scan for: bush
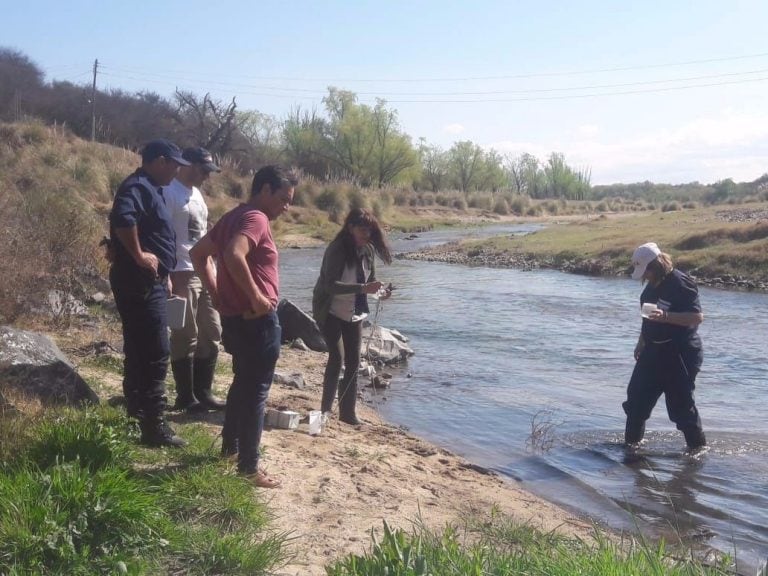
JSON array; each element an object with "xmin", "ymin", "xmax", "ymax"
[
  {"xmin": 492, "ymin": 197, "xmax": 510, "ymax": 215},
  {"xmin": 315, "ymin": 187, "xmax": 349, "ymax": 221},
  {"xmin": 452, "ymin": 197, "xmax": 467, "ymax": 211},
  {"xmin": 509, "ymin": 195, "xmax": 530, "ymax": 215},
  {"xmin": 661, "ymin": 201, "xmax": 681, "ymax": 212}
]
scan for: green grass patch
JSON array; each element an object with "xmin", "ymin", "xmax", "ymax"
[
  {"xmin": 0, "ymin": 406, "xmax": 287, "ymax": 575},
  {"xmin": 327, "ymin": 513, "xmax": 733, "ymax": 576}
]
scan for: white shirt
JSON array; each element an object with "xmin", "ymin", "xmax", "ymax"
[
  {"xmin": 329, "ymin": 253, "xmax": 371, "ymax": 322},
  {"xmin": 164, "ymin": 178, "xmax": 209, "ymax": 272}
]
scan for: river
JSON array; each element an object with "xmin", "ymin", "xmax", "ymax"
[{"xmin": 278, "ymin": 223, "xmax": 768, "ymax": 574}]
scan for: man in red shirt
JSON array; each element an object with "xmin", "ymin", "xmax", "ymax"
[{"xmin": 190, "ymin": 165, "xmax": 297, "ymax": 488}]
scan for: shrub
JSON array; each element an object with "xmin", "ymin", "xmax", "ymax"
[
  {"xmin": 452, "ymin": 197, "xmax": 467, "ymax": 211},
  {"xmin": 661, "ymin": 201, "xmax": 681, "ymax": 212},
  {"xmin": 493, "ymin": 197, "xmax": 510, "ymax": 215},
  {"xmin": 509, "ymin": 195, "xmax": 529, "ymax": 215}
]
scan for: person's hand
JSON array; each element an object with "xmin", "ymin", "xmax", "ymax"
[
  {"xmin": 647, "ymin": 308, "xmax": 667, "ymax": 322},
  {"xmin": 363, "ymin": 281, "xmax": 383, "ymax": 294},
  {"xmin": 634, "ymin": 340, "xmax": 645, "ymax": 361},
  {"xmin": 380, "ymin": 284, "xmax": 393, "ymax": 300},
  {"xmin": 244, "ymin": 297, "xmax": 274, "ymax": 319},
  {"xmin": 136, "ymin": 251, "xmax": 159, "ymax": 277}
]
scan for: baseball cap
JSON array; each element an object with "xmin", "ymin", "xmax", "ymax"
[
  {"xmin": 182, "ymin": 147, "xmax": 221, "ymax": 172},
  {"xmin": 141, "ymin": 139, "xmax": 190, "ymax": 165},
  {"xmin": 630, "ymin": 242, "xmax": 661, "ymax": 280}
]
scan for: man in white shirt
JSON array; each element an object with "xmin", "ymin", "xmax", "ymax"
[{"xmin": 164, "ymin": 147, "xmax": 225, "ymax": 412}]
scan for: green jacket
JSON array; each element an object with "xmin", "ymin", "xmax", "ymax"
[{"xmin": 312, "ymin": 238, "xmax": 376, "ymax": 327}]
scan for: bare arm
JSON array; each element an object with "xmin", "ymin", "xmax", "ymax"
[
  {"xmin": 222, "ymin": 233, "xmax": 273, "ymax": 316},
  {"xmin": 646, "ymin": 309, "xmax": 704, "ymax": 327},
  {"xmin": 113, "ymin": 226, "xmax": 158, "ymax": 276},
  {"xmin": 190, "ymin": 234, "xmax": 220, "ymax": 308}
]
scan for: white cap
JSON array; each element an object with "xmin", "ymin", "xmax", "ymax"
[{"xmin": 631, "ymin": 242, "xmax": 661, "ymax": 280}]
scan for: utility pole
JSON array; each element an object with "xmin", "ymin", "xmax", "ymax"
[{"xmin": 90, "ymin": 59, "xmax": 98, "ymax": 141}]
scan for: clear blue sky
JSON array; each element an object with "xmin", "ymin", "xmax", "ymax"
[{"xmin": 5, "ymin": 0, "xmax": 768, "ymax": 184}]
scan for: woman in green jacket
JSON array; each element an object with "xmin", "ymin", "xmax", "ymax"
[{"xmin": 312, "ymin": 208, "xmax": 392, "ymax": 425}]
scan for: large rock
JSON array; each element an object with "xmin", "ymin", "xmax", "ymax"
[
  {"xmin": 0, "ymin": 326, "xmax": 99, "ymax": 408},
  {"xmin": 361, "ymin": 322, "xmax": 414, "ymax": 365},
  {"xmin": 277, "ymin": 299, "xmax": 327, "ymax": 352}
]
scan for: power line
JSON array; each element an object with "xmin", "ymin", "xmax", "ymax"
[
  {"xmin": 98, "ymin": 50, "xmax": 768, "ymax": 83},
  {"xmin": 99, "ymin": 66, "xmax": 768, "ymax": 97}
]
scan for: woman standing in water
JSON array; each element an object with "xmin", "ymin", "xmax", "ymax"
[
  {"xmin": 623, "ymin": 242, "xmax": 707, "ymax": 451},
  {"xmin": 312, "ymin": 208, "xmax": 392, "ymax": 425}
]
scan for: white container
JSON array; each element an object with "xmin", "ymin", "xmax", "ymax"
[
  {"xmin": 266, "ymin": 409, "xmax": 300, "ymax": 430},
  {"xmin": 307, "ymin": 410, "xmax": 322, "ymax": 435},
  {"xmin": 167, "ymin": 296, "xmax": 187, "ymax": 329},
  {"xmin": 641, "ymin": 302, "xmax": 658, "ymax": 319}
]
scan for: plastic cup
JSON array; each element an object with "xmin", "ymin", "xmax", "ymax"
[
  {"xmin": 307, "ymin": 410, "xmax": 322, "ymax": 435},
  {"xmin": 641, "ymin": 302, "xmax": 658, "ymax": 319}
]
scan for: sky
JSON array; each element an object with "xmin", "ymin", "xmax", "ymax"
[{"xmin": 4, "ymin": 0, "xmax": 768, "ymax": 185}]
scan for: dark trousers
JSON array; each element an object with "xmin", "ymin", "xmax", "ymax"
[
  {"xmin": 623, "ymin": 342, "xmax": 704, "ymax": 436},
  {"xmin": 220, "ymin": 312, "xmax": 281, "ymax": 474},
  {"xmin": 110, "ymin": 266, "xmax": 170, "ymax": 418},
  {"xmin": 320, "ymin": 314, "xmax": 362, "ymax": 416}
]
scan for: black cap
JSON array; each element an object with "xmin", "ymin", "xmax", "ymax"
[
  {"xmin": 182, "ymin": 147, "xmax": 221, "ymax": 172},
  {"xmin": 141, "ymin": 139, "xmax": 191, "ymax": 166}
]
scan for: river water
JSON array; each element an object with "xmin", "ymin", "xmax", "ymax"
[{"xmin": 278, "ymin": 224, "xmax": 768, "ymax": 574}]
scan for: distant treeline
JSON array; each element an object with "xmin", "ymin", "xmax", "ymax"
[{"xmin": 1, "ymin": 47, "xmax": 765, "ymax": 203}]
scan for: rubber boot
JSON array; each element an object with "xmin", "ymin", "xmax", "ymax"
[
  {"xmin": 193, "ymin": 353, "xmax": 225, "ymax": 411},
  {"xmin": 171, "ymin": 359, "xmax": 204, "ymax": 413},
  {"xmin": 624, "ymin": 418, "xmax": 646, "ymax": 446},
  {"xmin": 140, "ymin": 413, "xmax": 187, "ymax": 448},
  {"xmin": 683, "ymin": 427, "xmax": 707, "ymax": 450},
  {"xmin": 338, "ymin": 375, "xmax": 361, "ymax": 425}
]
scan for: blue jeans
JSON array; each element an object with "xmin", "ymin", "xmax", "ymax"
[
  {"xmin": 110, "ymin": 265, "xmax": 170, "ymax": 418},
  {"xmin": 220, "ymin": 312, "xmax": 281, "ymax": 474}
]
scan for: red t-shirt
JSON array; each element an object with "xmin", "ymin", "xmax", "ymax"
[{"xmin": 209, "ymin": 204, "xmax": 279, "ymax": 316}]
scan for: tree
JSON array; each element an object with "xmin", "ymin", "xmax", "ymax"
[
  {"xmin": 282, "ymin": 106, "xmax": 331, "ymax": 179},
  {"xmin": 174, "ymin": 90, "xmax": 239, "ymax": 155},
  {"xmin": 0, "ymin": 48, "xmax": 44, "ymax": 121},
  {"xmin": 237, "ymin": 110, "xmax": 282, "ymax": 165},
  {"xmin": 319, "ymin": 88, "xmax": 416, "ymax": 186},
  {"xmin": 543, "ymin": 152, "xmax": 591, "ymax": 200},
  {"xmin": 418, "ymin": 140, "xmax": 448, "ymax": 192},
  {"xmin": 447, "ymin": 141, "xmax": 484, "ymax": 193}
]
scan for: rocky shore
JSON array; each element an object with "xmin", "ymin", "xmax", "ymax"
[{"xmin": 397, "ymin": 242, "xmax": 768, "ymax": 292}]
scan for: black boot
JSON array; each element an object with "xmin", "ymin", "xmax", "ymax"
[
  {"xmin": 624, "ymin": 418, "xmax": 646, "ymax": 446},
  {"xmin": 683, "ymin": 427, "xmax": 706, "ymax": 450},
  {"xmin": 171, "ymin": 359, "xmax": 204, "ymax": 413},
  {"xmin": 338, "ymin": 375, "xmax": 361, "ymax": 425},
  {"xmin": 140, "ymin": 413, "xmax": 187, "ymax": 448},
  {"xmin": 193, "ymin": 353, "xmax": 225, "ymax": 411}
]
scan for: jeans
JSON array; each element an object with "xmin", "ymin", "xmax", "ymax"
[
  {"xmin": 220, "ymin": 312, "xmax": 281, "ymax": 474},
  {"xmin": 110, "ymin": 265, "xmax": 170, "ymax": 418}
]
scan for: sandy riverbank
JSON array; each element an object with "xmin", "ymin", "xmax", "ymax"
[{"xmin": 213, "ymin": 347, "xmax": 594, "ymax": 575}]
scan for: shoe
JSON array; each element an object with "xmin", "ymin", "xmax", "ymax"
[
  {"xmin": 140, "ymin": 418, "xmax": 187, "ymax": 448},
  {"xmin": 242, "ymin": 469, "xmax": 281, "ymax": 489},
  {"xmin": 339, "ymin": 414, "xmax": 362, "ymax": 426}
]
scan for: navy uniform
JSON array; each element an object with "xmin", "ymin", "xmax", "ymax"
[
  {"xmin": 109, "ymin": 168, "xmax": 177, "ymax": 442},
  {"xmin": 623, "ymin": 269, "xmax": 706, "ymax": 449}
]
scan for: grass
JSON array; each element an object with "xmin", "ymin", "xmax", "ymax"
[
  {"xmin": 0, "ymin": 405, "xmax": 288, "ymax": 575},
  {"xmin": 327, "ymin": 512, "xmax": 734, "ymax": 576}
]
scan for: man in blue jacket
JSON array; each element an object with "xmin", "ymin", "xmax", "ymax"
[{"xmin": 109, "ymin": 139, "xmax": 189, "ymax": 447}]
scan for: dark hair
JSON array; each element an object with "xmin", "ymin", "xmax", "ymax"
[
  {"xmin": 251, "ymin": 165, "xmax": 299, "ymax": 196},
  {"xmin": 335, "ymin": 208, "xmax": 392, "ymax": 265}
]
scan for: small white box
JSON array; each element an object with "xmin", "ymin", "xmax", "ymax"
[{"xmin": 266, "ymin": 409, "xmax": 299, "ymax": 430}]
